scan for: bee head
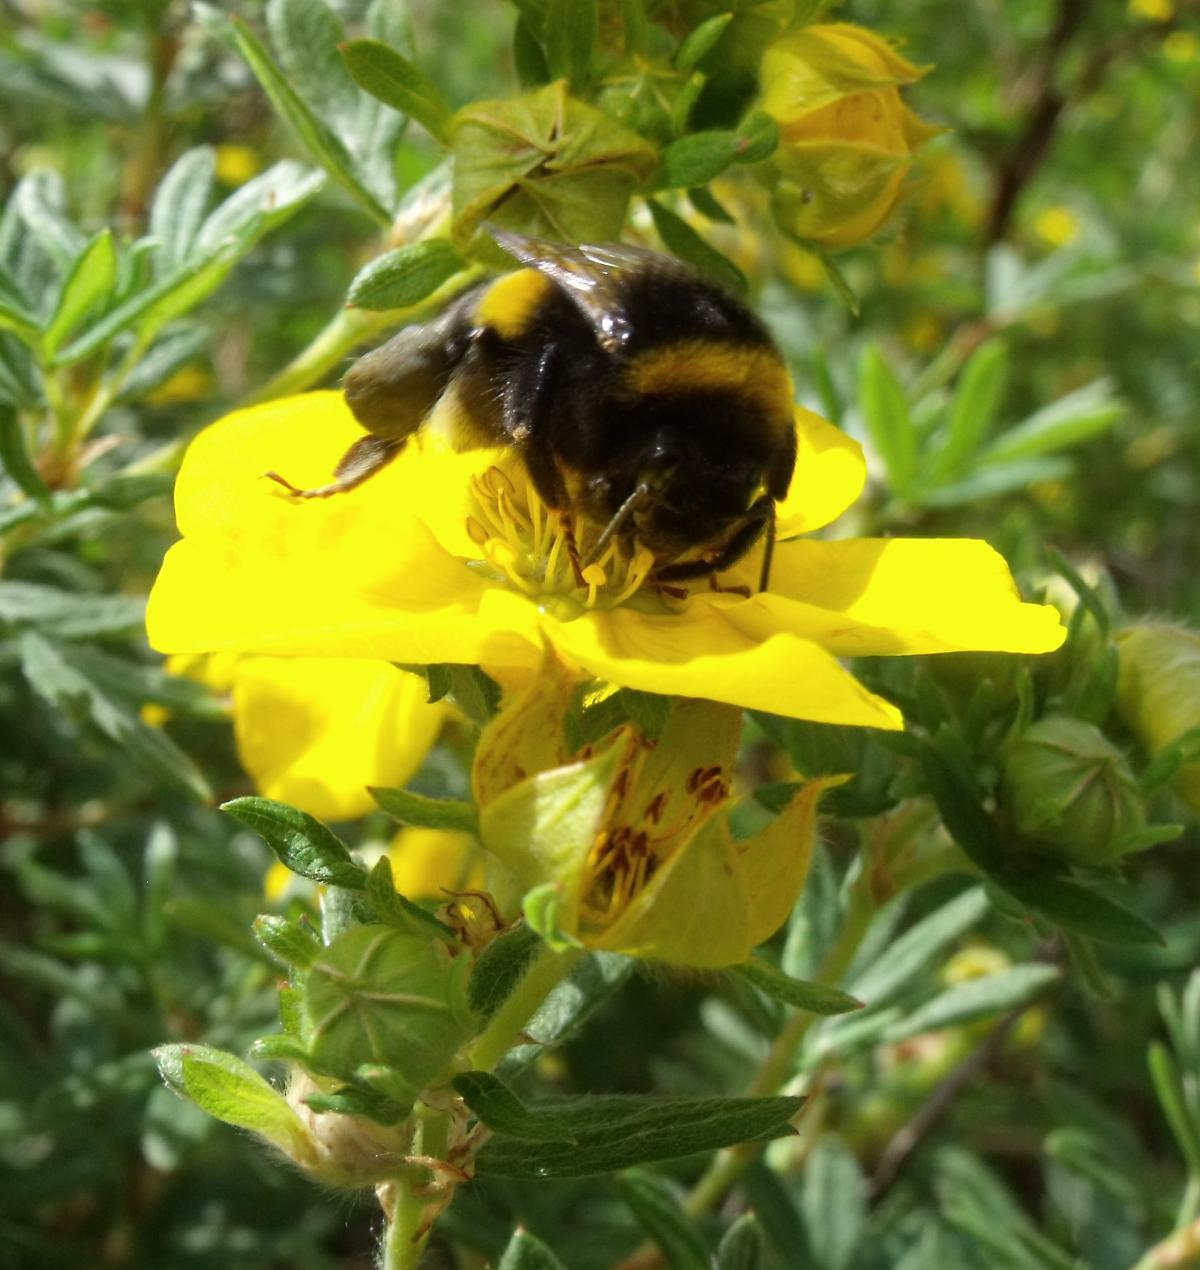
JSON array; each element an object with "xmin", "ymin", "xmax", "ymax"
[{"xmin": 627, "ymin": 436, "xmax": 767, "ymax": 559}]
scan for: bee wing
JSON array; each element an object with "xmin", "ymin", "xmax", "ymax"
[{"xmin": 488, "ymin": 226, "xmax": 681, "ymax": 353}]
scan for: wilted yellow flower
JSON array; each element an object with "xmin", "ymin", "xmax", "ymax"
[
  {"xmin": 472, "ymin": 650, "xmax": 840, "ymax": 966},
  {"xmin": 146, "ymin": 392, "xmax": 1064, "ymax": 731},
  {"xmin": 760, "ymin": 23, "xmax": 938, "ymax": 248}
]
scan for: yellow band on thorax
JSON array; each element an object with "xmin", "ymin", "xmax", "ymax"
[{"xmin": 474, "ymin": 269, "xmax": 553, "ymax": 341}]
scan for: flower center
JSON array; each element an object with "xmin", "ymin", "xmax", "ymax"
[
  {"xmin": 464, "ymin": 465, "xmax": 664, "ymax": 620},
  {"xmin": 578, "ymin": 757, "xmax": 729, "ymax": 933}
]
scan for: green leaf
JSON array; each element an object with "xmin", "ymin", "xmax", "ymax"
[
  {"xmin": 41, "ymin": 228, "xmax": 118, "ymax": 355},
  {"xmin": 859, "ymin": 346, "xmax": 917, "ymax": 495},
  {"xmin": 195, "ymin": 160, "xmax": 326, "ymax": 257},
  {"xmin": 676, "ymin": 12, "xmax": 733, "ymax": 73},
  {"xmin": 266, "ymin": 0, "xmax": 360, "ymax": 138},
  {"xmin": 499, "ymin": 951, "xmax": 633, "ymax": 1075},
  {"xmin": 148, "ymin": 147, "xmax": 216, "ymax": 275},
  {"xmin": 340, "ymin": 39, "xmax": 452, "ymax": 145},
  {"xmin": 368, "ymin": 785, "xmax": 479, "ymax": 834},
  {"xmin": 617, "ymin": 1170, "xmax": 710, "ymax": 1270},
  {"xmin": 656, "ymin": 113, "xmax": 777, "ymax": 189},
  {"xmin": 220, "ymin": 796, "xmax": 367, "ymax": 889},
  {"xmin": 19, "ymin": 632, "xmax": 210, "ymax": 801},
  {"xmin": 221, "ymin": 14, "xmax": 391, "ymax": 224},
  {"xmin": 468, "ymin": 924, "xmax": 544, "ymax": 1022},
  {"xmin": 365, "ymin": 856, "xmax": 458, "ymax": 942},
  {"xmin": 472, "ymin": 1089, "xmax": 803, "ymax": 1177},
  {"xmin": 0, "ymin": 404, "xmax": 49, "ymax": 503},
  {"xmin": 117, "ymin": 325, "xmax": 211, "ymax": 402},
  {"xmin": 252, "ymin": 914, "xmax": 320, "ymax": 970},
  {"xmin": 0, "ymin": 580, "xmax": 144, "ymax": 638},
  {"xmin": 645, "ymin": 198, "xmax": 746, "ymax": 294},
  {"xmin": 916, "ymin": 456, "xmax": 1072, "ymax": 509},
  {"xmin": 882, "ymin": 964, "xmax": 1060, "ymax": 1044},
  {"xmin": 453, "ymin": 1072, "xmax": 577, "ymax": 1142},
  {"xmin": 1150, "ymin": 1041, "xmax": 1200, "ymax": 1171},
  {"xmin": 14, "ymin": 169, "xmax": 85, "ymax": 272},
  {"xmin": 497, "ymin": 1229, "xmax": 569, "ymax": 1270},
  {"xmin": 716, "ymin": 1213, "xmax": 766, "ymax": 1270},
  {"xmin": 995, "ymin": 872, "xmax": 1163, "ymax": 946},
  {"xmin": 544, "ymin": 0, "xmax": 597, "ymax": 85},
  {"xmin": 802, "ymin": 1139, "xmax": 866, "ymax": 1270},
  {"xmin": 52, "ymin": 234, "xmax": 245, "ymax": 367},
  {"xmin": 153, "ymin": 1043, "xmax": 314, "ymax": 1163},
  {"xmin": 929, "ymin": 338, "xmax": 1008, "ymax": 484},
  {"xmin": 513, "ymin": 17, "xmax": 552, "ymax": 88},
  {"xmin": 346, "ymin": 239, "xmax": 466, "ymax": 310},
  {"xmin": 981, "ymin": 379, "xmax": 1121, "ymax": 467},
  {"xmin": 735, "ymin": 956, "xmax": 863, "ymax": 1016},
  {"xmin": 848, "ymin": 887, "xmax": 989, "ymax": 1007},
  {"xmin": 918, "ymin": 732, "xmax": 1006, "ymax": 873},
  {"xmin": 0, "ymin": 292, "xmax": 41, "ymax": 342}
]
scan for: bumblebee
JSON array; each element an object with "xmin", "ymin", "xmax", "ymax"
[{"xmin": 269, "ymin": 228, "xmax": 797, "ymax": 590}]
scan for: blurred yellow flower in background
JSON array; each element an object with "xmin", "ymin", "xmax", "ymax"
[
  {"xmin": 1032, "ymin": 206, "xmax": 1080, "ymax": 249},
  {"xmin": 214, "ymin": 144, "xmax": 263, "ymax": 186}
]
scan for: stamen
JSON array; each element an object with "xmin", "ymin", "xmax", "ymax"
[{"xmin": 581, "ymin": 563, "xmax": 606, "ymax": 608}]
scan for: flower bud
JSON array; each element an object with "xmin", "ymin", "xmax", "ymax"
[
  {"xmin": 759, "ymin": 23, "xmax": 937, "ymax": 248},
  {"xmin": 285, "ymin": 1069, "xmax": 411, "ymax": 1188},
  {"xmin": 999, "ymin": 716, "xmax": 1145, "ymax": 864},
  {"xmin": 303, "ymin": 925, "xmax": 475, "ymax": 1100},
  {"xmin": 1116, "ymin": 623, "xmax": 1200, "ymax": 813}
]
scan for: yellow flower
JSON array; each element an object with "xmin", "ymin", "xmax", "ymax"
[
  {"xmin": 472, "ymin": 650, "xmax": 841, "ymax": 966},
  {"xmin": 1164, "ymin": 30, "xmax": 1198, "ymax": 61},
  {"xmin": 1032, "ymin": 206, "xmax": 1080, "ymax": 249},
  {"xmin": 759, "ymin": 23, "xmax": 939, "ymax": 248},
  {"xmin": 147, "ymin": 392, "xmax": 1064, "ymax": 732},
  {"xmin": 214, "ymin": 143, "xmax": 262, "ymax": 186},
  {"xmin": 389, "ymin": 827, "xmax": 483, "ymax": 898},
  {"xmin": 1128, "ymin": 0, "xmax": 1173, "ymax": 19}
]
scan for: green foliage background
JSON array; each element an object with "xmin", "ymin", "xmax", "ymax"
[{"xmin": 1, "ymin": 1, "xmax": 1199, "ymax": 1267}]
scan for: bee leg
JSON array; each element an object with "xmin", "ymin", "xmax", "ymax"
[
  {"xmin": 263, "ymin": 435, "xmax": 403, "ymax": 499},
  {"xmin": 505, "ymin": 340, "xmax": 588, "ymax": 586}
]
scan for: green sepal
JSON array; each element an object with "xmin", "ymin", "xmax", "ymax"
[
  {"xmin": 249, "ymin": 1033, "xmax": 311, "ymax": 1065},
  {"xmin": 522, "ymin": 884, "xmax": 584, "ymax": 953},
  {"xmin": 302, "ymin": 1080, "xmax": 412, "ymax": 1126},
  {"xmin": 304, "ymin": 924, "xmax": 476, "ymax": 1085},
  {"xmin": 365, "ymin": 856, "xmax": 459, "ymax": 942},
  {"xmin": 220, "ymin": 797, "xmax": 367, "ymax": 890}
]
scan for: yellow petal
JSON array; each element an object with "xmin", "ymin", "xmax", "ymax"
[
  {"xmin": 549, "ymin": 603, "xmax": 903, "ymax": 729},
  {"xmin": 389, "ymin": 827, "xmax": 483, "ymax": 898},
  {"xmin": 734, "ymin": 537, "xmax": 1066, "ymax": 656},
  {"xmin": 595, "ymin": 776, "xmax": 838, "ymax": 968},
  {"xmin": 776, "ymin": 407, "xmax": 868, "ymax": 536},
  {"xmin": 231, "ymin": 658, "xmax": 445, "ymax": 821}
]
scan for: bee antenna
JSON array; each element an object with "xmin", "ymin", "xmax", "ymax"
[
  {"xmin": 757, "ymin": 508, "xmax": 777, "ymax": 593},
  {"xmin": 583, "ymin": 484, "xmax": 651, "ymax": 566}
]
